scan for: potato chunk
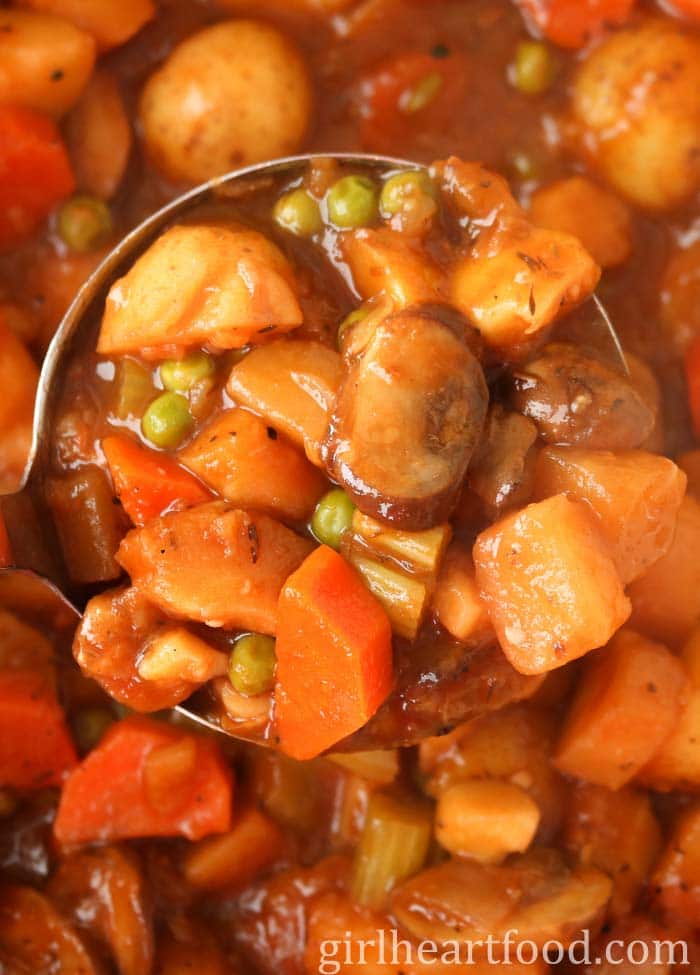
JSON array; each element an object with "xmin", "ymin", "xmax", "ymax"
[
  {"xmin": 17, "ymin": 0, "xmax": 154, "ymax": 50},
  {"xmin": 0, "ymin": 9, "xmax": 96, "ymax": 118},
  {"xmin": 651, "ymin": 803, "xmax": 700, "ymax": 927},
  {"xmin": 139, "ymin": 19, "xmax": 312, "ymax": 183},
  {"xmin": 534, "ymin": 448, "xmax": 687, "ymax": 584},
  {"xmin": 571, "ymin": 19, "xmax": 700, "ymax": 210},
  {"xmin": 629, "ymin": 494, "xmax": 700, "ymax": 646},
  {"xmin": 117, "ymin": 502, "xmax": 313, "ymax": 632},
  {"xmin": 529, "ymin": 176, "xmax": 632, "ymax": 269},
  {"xmin": 227, "ymin": 339, "xmax": 342, "ymax": 465},
  {"xmin": 341, "ymin": 227, "xmax": 445, "ymax": 306},
  {"xmin": 97, "ymin": 225, "xmax": 303, "ymax": 356},
  {"xmin": 473, "ymin": 494, "xmax": 630, "ymax": 675},
  {"xmin": 434, "ymin": 158, "xmax": 600, "ymax": 349},
  {"xmin": 554, "ymin": 629, "xmax": 689, "ymax": 790}
]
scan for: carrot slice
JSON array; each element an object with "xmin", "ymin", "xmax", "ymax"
[
  {"xmin": 515, "ymin": 0, "xmax": 636, "ymax": 48},
  {"xmin": 0, "ymin": 670, "xmax": 77, "ymax": 789},
  {"xmin": 275, "ymin": 545, "xmax": 393, "ymax": 760},
  {"xmin": 0, "ymin": 105, "xmax": 75, "ymax": 250},
  {"xmin": 102, "ymin": 434, "xmax": 212, "ymax": 527},
  {"xmin": 180, "ymin": 409, "xmax": 325, "ymax": 523},
  {"xmin": 54, "ymin": 716, "xmax": 233, "ymax": 847}
]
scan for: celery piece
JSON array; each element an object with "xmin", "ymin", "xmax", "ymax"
[
  {"xmin": 352, "ymin": 511, "xmax": 452, "ymax": 576},
  {"xmin": 348, "ymin": 552, "xmax": 428, "ymax": 640},
  {"xmin": 113, "ymin": 358, "xmax": 155, "ymax": 421},
  {"xmin": 351, "ymin": 791, "xmax": 433, "ymax": 909}
]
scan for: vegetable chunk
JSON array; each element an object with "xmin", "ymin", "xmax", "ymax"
[
  {"xmin": 275, "ymin": 545, "xmax": 394, "ymax": 759},
  {"xmin": 18, "ymin": 0, "xmax": 155, "ymax": 50},
  {"xmin": 180, "ymin": 408, "xmax": 325, "ymax": 522},
  {"xmin": 534, "ymin": 448, "xmax": 687, "ymax": 584},
  {"xmin": 554, "ymin": 629, "xmax": 688, "ymax": 789},
  {"xmin": 103, "ymin": 435, "xmax": 212, "ymax": 527},
  {"xmin": 54, "ymin": 716, "xmax": 233, "ymax": 846},
  {"xmin": 629, "ymin": 494, "xmax": 700, "ymax": 646},
  {"xmin": 651, "ymin": 801, "xmax": 700, "ymax": 926},
  {"xmin": 97, "ymin": 225, "xmax": 303, "ymax": 356},
  {"xmin": 473, "ymin": 494, "xmax": 630, "ymax": 674},
  {"xmin": 227, "ymin": 339, "xmax": 342, "ymax": 464},
  {"xmin": 434, "ymin": 158, "xmax": 600, "ymax": 349},
  {"xmin": 0, "ymin": 886, "xmax": 98, "ymax": 975},
  {"xmin": 117, "ymin": 502, "xmax": 313, "ymax": 632}
]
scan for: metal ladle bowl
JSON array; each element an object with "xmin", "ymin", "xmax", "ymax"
[{"xmin": 1, "ymin": 152, "xmax": 628, "ymax": 749}]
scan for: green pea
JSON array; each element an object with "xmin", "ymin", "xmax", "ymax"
[
  {"xmin": 337, "ymin": 307, "xmax": 369, "ymax": 350},
  {"xmin": 311, "ymin": 488, "xmax": 355, "ymax": 550},
  {"xmin": 72, "ymin": 708, "xmax": 114, "ymax": 753},
  {"xmin": 273, "ymin": 188, "xmax": 323, "ymax": 237},
  {"xmin": 380, "ymin": 170, "xmax": 437, "ymax": 218},
  {"xmin": 512, "ymin": 40, "xmax": 555, "ymax": 95},
  {"xmin": 229, "ymin": 633, "xmax": 277, "ymax": 697},
  {"xmin": 402, "ymin": 72, "xmax": 443, "ymax": 113},
  {"xmin": 326, "ymin": 176, "xmax": 379, "ymax": 229},
  {"xmin": 141, "ymin": 392, "xmax": 193, "ymax": 448},
  {"xmin": 160, "ymin": 351, "xmax": 215, "ymax": 392},
  {"xmin": 57, "ymin": 194, "xmax": 112, "ymax": 252}
]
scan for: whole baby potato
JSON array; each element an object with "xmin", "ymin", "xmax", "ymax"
[
  {"xmin": 571, "ymin": 19, "xmax": 700, "ymax": 211},
  {"xmin": 139, "ymin": 19, "xmax": 313, "ymax": 184}
]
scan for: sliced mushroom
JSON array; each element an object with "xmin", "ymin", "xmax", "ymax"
[
  {"xmin": 509, "ymin": 343, "xmax": 655, "ymax": 449},
  {"xmin": 324, "ymin": 307, "xmax": 489, "ymax": 530}
]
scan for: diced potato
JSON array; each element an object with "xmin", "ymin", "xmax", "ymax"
[
  {"xmin": 419, "ymin": 704, "xmax": 566, "ymax": 842},
  {"xmin": 554, "ymin": 628, "xmax": 689, "ymax": 790},
  {"xmin": 116, "ymin": 502, "xmax": 313, "ymax": 632},
  {"xmin": 227, "ymin": 339, "xmax": 342, "ymax": 465},
  {"xmin": 180, "ymin": 408, "xmax": 325, "ymax": 522},
  {"xmin": 629, "ymin": 494, "xmax": 700, "ymax": 646},
  {"xmin": 660, "ymin": 240, "xmax": 700, "ymax": 355},
  {"xmin": 391, "ymin": 850, "xmax": 612, "ymax": 948},
  {"xmin": 184, "ymin": 807, "xmax": 285, "ymax": 890},
  {"xmin": 473, "ymin": 495, "xmax": 630, "ymax": 675},
  {"xmin": 534, "ymin": 448, "xmax": 687, "ymax": 584},
  {"xmin": 639, "ymin": 623, "xmax": 700, "ymax": 791},
  {"xmin": 435, "ymin": 779, "xmax": 540, "ymax": 864},
  {"xmin": 529, "ymin": 176, "xmax": 632, "ymax": 268},
  {"xmin": 137, "ymin": 627, "xmax": 227, "ymax": 683},
  {"xmin": 98, "ymin": 225, "xmax": 303, "ymax": 356},
  {"xmin": 17, "ymin": 0, "xmax": 155, "ymax": 50},
  {"xmin": 341, "ymin": 227, "xmax": 444, "ymax": 306},
  {"xmin": 0, "ymin": 9, "xmax": 96, "ymax": 117},
  {"xmin": 651, "ymin": 801, "xmax": 700, "ymax": 926},
  {"xmin": 571, "ymin": 19, "xmax": 700, "ymax": 210},
  {"xmin": 139, "ymin": 19, "xmax": 312, "ymax": 183},
  {"xmin": 677, "ymin": 448, "xmax": 700, "ymax": 498},
  {"xmin": 346, "ymin": 550, "xmax": 428, "ymax": 641},
  {"xmin": 563, "ymin": 784, "xmax": 662, "ymax": 919},
  {"xmin": 593, "ymin": 917, "xmax": 686, "ymax": 975},
  {"xmin": 0, "ymin": 319, "xmax": 38, "ymax": 493},
  {"xmin": 432, "ymin": 543, "xmax": 493, "ymax": 644},
  {"xmin": 434, "ymin": 158, "xmax": 599, "ymax": 349},
  {"xmin": 66, "ymin": 69, "xmax": 131, "ymax": 199},
  {"xmin": 351, "ymin": 511, "xmax": 451, "ymax": 576},
  {"xmin": 328, "ymin": 749, "xmax": 399, "ymax": 785}
]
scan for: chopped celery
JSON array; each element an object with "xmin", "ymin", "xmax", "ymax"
[
  {"xmin": 348, "ymin": 551, "xmax": 428, "ymax": 640},
  {"xmin": 352, "ymin": 511, "xmax": 452, "ymax": 576},
  {"xmin": 351, "ymin": 791, "xmax": 432, "ymax": 908},
  {"xmin": 113, "ymin": 358, "xmax": 155, "ymax": 421}
]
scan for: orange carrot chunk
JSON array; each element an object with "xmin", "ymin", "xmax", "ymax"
[
  {"xmin": 0, "ymin": 105, "xmax": 75, "ymax": 250},
  {"xmin": 102, "ymin": 434, "xmax": 212, "ymax": 527},
  {"xmin": 515, "ymin": 0, "xmax": 636, "ymax": 49},
  {"xmin": 275, "ymin": 545, "xmax": 394, "ymax": 760},
  {"xmin": 554, "ymin": 629, "xmax": 689, "ymax": 790},
  {"xmin": 54, "ymin": 716, "xmax": 233, "ymax": 847},
  {"xmin": 180, "ymin": 409, "xmax": 325, "ymax": 523},
  {"xmin": 0, "ymin": 670, "xmax": 77, "ymax": 789},
  {"xmin": 473, "ymin": 494, "xmax": 630, "ymax": 675}
]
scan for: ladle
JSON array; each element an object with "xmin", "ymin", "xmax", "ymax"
[{"xmin": 0, "ymin": 152, "xmax": 628, "ymax": 750}]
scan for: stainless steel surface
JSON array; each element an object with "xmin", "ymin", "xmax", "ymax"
[{"xmin": 2, "ymin": 152, "xmax": 629, "ymax": 743}]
